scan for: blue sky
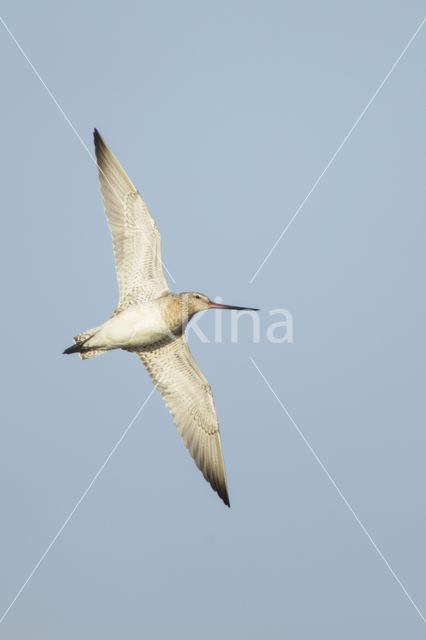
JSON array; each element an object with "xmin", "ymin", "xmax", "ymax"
[{"xmin": 1, "ymin": 1, "xmax": 426, "ymax": 638}]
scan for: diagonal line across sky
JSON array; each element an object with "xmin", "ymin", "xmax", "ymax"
[
  {"xmin": 0, "ymin": 14, "xmax": 176, "ymax": 285},
  {"xmin": 1, "ymin": 5, "xmax": 424, "ymax": 633},
  {"xmin": 0, "ymin": 389, "xmax": 155, "ymax": 626},
  {"xmin": 250, "ymin": 356, "xmax": 426, "ymax": 627},
  {"xmin": 249, "ymin": 16, "xmax": 426, "ymax": 284}
]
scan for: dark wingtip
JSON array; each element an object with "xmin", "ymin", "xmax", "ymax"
[
  {"xmin": 220, "ymin": 488, "xmax": 231, "ymax": 508},
  {"xmin": 93, "ymin": 128, "xmax": 107, "ymax": 168},
  {"xmin": 63, "ymin": 344, "xmax": 79, "ymax": 355},
  {"xmin": 93, "ymin": 128, "xmax": 103, "ymax": 151}
]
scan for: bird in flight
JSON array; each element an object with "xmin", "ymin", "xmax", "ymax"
[{"xmin": 64, "ymin": 129, "xmax": 258, "ymax": 506}]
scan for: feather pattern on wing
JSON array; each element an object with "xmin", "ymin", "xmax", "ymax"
[
  {"xmin": 135, "ymin": 336, "xmax": 230, "ymax": 506},
  {"xmin": 93, "ymin": 129, "xmax": 170, "ymax": 310}
]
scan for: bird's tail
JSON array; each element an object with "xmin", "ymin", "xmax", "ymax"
[{"xmin": 63, "ymin": 326, "xmax": 106, "ymax": 360}]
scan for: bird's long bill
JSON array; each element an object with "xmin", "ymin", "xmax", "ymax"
[{"xmin": 208, "ymin": 302, "xmax": 259, "ymax": 311}]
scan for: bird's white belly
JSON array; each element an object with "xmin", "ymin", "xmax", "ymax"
[{"xmin": 88, "ymin": 304, "xmax": 171, "ymax": 350}]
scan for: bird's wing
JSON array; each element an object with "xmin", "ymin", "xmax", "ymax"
[
  {"xmin": 136, "ymin": 336, "xmax": 230, "ymax": 506},
  {"xmin": 93, "ymin": 129, "xmax": 170, "ymax": 310}
]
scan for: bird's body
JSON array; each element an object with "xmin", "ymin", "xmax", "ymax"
[
  {"xmin": 84, "ymin": 301, "xmax": 171, "ymax": 350},
  {"xmin": 72, "ymin": 295, "xmax": 185, "ymax": 353},
  {"xmin": 64, "ymin": 129, "xmax": 258, "ymax": 506}
]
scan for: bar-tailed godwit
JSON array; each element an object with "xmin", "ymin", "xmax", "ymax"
[{"xmin": 64, "ymin": 130, "xmax": 258, "ymax": 506}]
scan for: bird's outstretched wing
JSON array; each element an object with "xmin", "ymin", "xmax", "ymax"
[
  {"xmin": 93, "ymin": 129, "xmax": 170, "ymax": 310},
  {"xmin": 135, "ymin": 336, "xmax": 230, "ymax": 506}
]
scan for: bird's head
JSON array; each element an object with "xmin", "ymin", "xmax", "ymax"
[{"xmin": 181, "ymin": 292, "xmax": 259, "ymax": 317}]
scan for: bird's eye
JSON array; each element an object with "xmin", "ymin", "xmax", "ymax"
[{"xmin": 195, "ymin": 295, "xmax": 200, "ymax": 299}]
